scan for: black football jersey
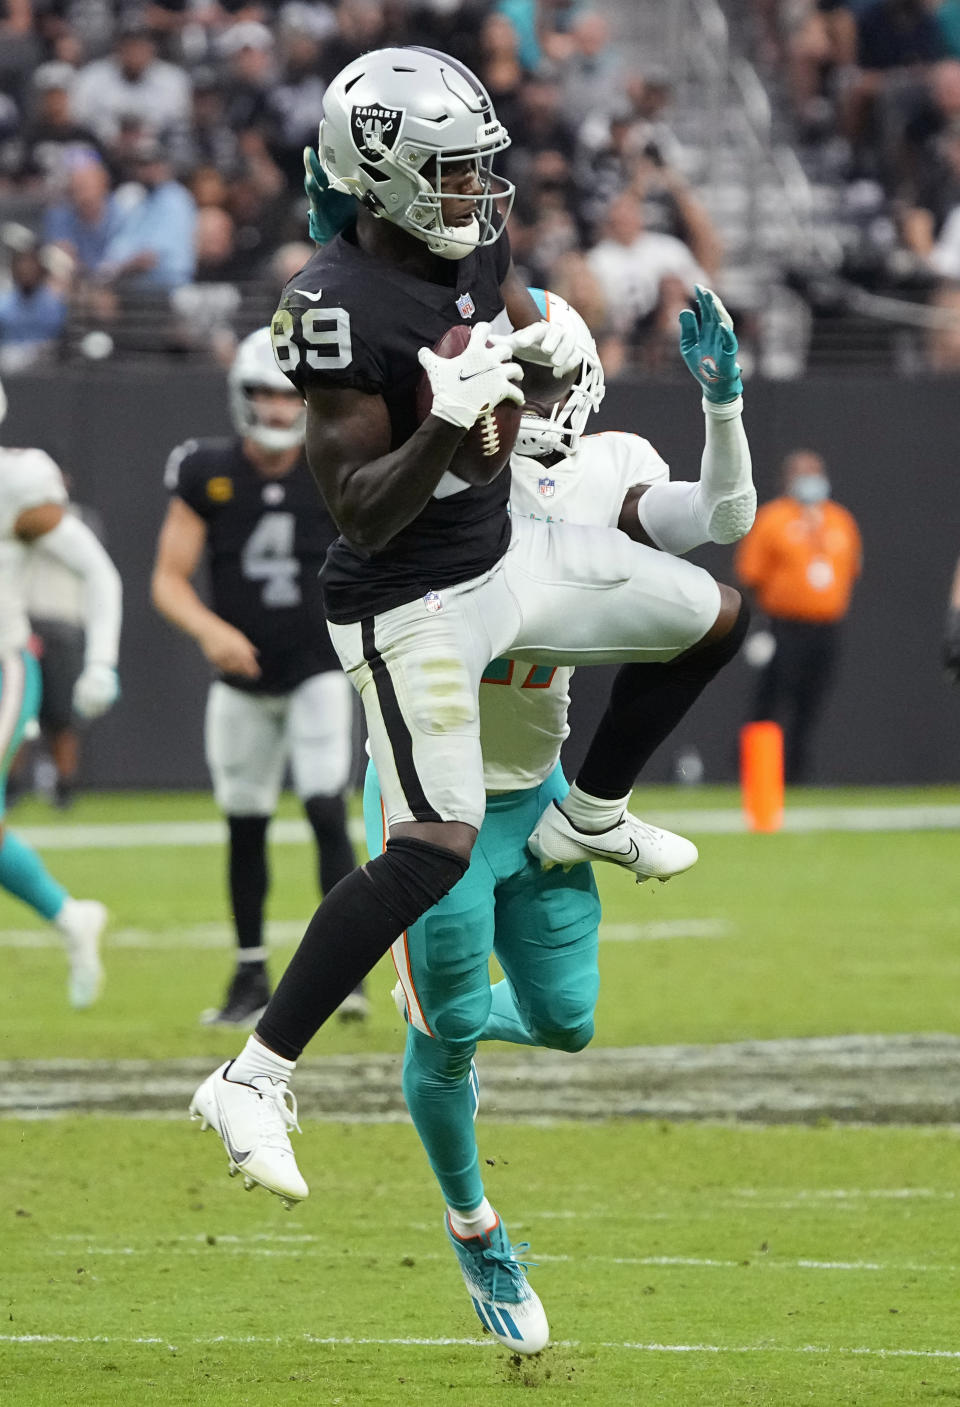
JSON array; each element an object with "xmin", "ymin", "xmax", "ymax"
[
  {"xmin": 272, "ymin": 226, "xmax": 513, "ymax": 624},
  {"xmin": 164, "ymin": 437, "xmax": 342, "ymax": 693}
]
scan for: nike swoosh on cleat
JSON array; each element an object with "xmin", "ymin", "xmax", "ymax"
[
  {"xmin": 581, "ymin": 837, "xmax": 641, "ymax": 865},
  {"xmin": 217, "ymin": 1106, "xmax": 253, "ymax": 1165},
  {"xmin": 294, "ymin": 288, "xmax": 323, "ymax": 301},
  {"xmin": 224, "ymin": 1134, "xmax": 253, "ymax": 1164}
]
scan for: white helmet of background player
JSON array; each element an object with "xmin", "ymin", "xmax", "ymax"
[
  {"xmin": 228, "ymin": 327, "xmax": 306, "ymax": 452},
  {"xmin": 317, "ymin": 46, "xmax": 514, "ymax": 260},
  {"xmin": 515, "ymin": 289, "xmax": 605, "ymax": 459}
]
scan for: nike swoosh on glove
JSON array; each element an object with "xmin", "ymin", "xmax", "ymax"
[
  {"xmin": 417, "ymin": 321, "xmax": 524, "ymax": 430},
  {"xmin": 73, "ymin": 664, "xmax": 119, "ymax": 720},
  {"xmin": 678, "ymin": 284, "xmax": 743, "ymax": 404},
  {"xmin": 489, "ymin": 320, "xmax": 580, "ymax": 378}
]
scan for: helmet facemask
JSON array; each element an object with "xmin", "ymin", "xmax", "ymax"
[
  {"xmin": 229, "ymin": 326, "xmax": 306, "ymax": 452},
  {"xmin": 377, "ymin": 138, "xmax": 514, "ymax": 260},
  {"xmin": 515, "ymin": 296, "xmax": 605, "ymax": 458},
  {"xmin": 238, "ymin": 388, "xmax": 306, "ymax": 452}
]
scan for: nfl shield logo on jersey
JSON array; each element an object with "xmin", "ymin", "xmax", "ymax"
[
  {"xmin": 423, "ymin": 590, "xmax": 443, "ymax": 613},
  {"xmin": 538, "ymin": 477, "xmax": 556, "ymax": 497},
  {"xmin": 456, "ymin": 292, "xmax": 475, "ymax": 319},
  {"xmin": 351, "ymin": 104, "xmax": 404, "ymax": 160}
]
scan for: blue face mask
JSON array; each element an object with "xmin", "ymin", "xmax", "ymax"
[{"xmin": 791, "ymin": 474, "xmax": 830, "ymax": 505}]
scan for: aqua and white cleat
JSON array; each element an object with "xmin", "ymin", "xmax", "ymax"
[{"xmin": 446, "ymin": 1210, "xmax": 548, "ymax": 1354}]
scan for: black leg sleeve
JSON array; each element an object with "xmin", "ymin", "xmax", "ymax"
[
  {"xmin": 256, "ymin": 837, "xmax": 468, "ymax": 1059},
  {"xmin": 577, "ymin": 599, "xmax": 751, "ymax": 799},
  {"xmin": 303, "ymin": 792, "xmax": 356, "ymax": 896}
]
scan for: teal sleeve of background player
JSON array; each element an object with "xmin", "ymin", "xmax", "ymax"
[
  {"xmin": 0, "ymin": 832, "xmax": 67, "ymax": 921},
  {"xmin": 362, "ymin": 759, "xmax": 385, "ymax": 858}
]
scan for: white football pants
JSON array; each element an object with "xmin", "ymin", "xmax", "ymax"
[
  {"xmin": 329, "ymin": 515, "xmax": 720, "ymax": 830},
  {"xmin": 204, "ymin": 670, "xmax": 354, "ymax": 816}
]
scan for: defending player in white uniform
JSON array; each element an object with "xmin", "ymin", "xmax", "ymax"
[
  {"xmin": 0, "ymin": 377, "xmax": 122, "ymax": 1006},
  {"xmin": 360, "ymin": 288, "xmax": 752, "ymax": 1352}
]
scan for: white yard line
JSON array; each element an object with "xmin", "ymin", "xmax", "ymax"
[
  {"xmin": 0, "ymin": 917, "xmax": 731, "ymax": 948},
  {"xmin": 34, "ymin": 1241, "xmax": 960, "ymax": 1274},
  {"xmin": 12, "ymin": 803, "xmax": 960, "ymax": 853},
  {"xmin": 599, "ymin": 918, "xmax": 731, "ymax": 942},
  {"xmin": 2, "ymin": 1332, "xmax": 958, "ymax": 1358}
]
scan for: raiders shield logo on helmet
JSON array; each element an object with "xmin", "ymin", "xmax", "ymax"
[{"xmin": 351, "ymin": 104, "xmax": 404, "ymax": 161}]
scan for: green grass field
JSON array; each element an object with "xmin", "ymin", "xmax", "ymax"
[{"xmin": 3, "ymin": 787, "xmax": 960, "ymax": 1404}]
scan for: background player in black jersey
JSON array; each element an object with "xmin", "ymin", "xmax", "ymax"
[
  {"xmin": 151, "ymin": 328, "xmax": 363, "ymax": 1026},
  {"xmin": 190, "ymin": 51, "xmax": 753, "ymax": 1343}
]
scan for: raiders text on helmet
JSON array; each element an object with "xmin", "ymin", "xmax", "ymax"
[{"xmin": 317, "ymin": 46, "xmax": 515, "ymax": 260}]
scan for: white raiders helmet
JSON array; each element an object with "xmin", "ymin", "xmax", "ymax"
[
  {"xmin": 515, "ymin": 290, "xmax": 605, "ymax": 459},
  {"xmin": 317, "ymin": 46, "xmax": 514, "ymax": 260},
  {"xmin": 229, "ymin": 327, "xmax": 306, "ymax": 451}
]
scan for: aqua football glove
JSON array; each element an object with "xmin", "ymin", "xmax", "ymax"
[
  {"xmin": 678, "ymin": 284, "xmax": 743, "ymax": 404},
  {"xmin": 303, "ymin": 145, "xmax": 358, "ymax": 246}
]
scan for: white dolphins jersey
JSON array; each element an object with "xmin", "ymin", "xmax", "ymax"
[
  {"xmin": 480, "ymin": 431, "xmax": 669, "ymax": 792},
  {"xmin": 0, "ymin": 447, "xmax": 67, "ymax": 655}
]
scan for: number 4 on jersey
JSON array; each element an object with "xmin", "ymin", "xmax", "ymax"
[{"xmin": 242, "ymin": 513, "xmax": 301, "ymax": 606}]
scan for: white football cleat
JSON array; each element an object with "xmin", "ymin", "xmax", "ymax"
[
  {"xmin": 56, "ymin": 898, "xmax": 107, "ymax": 1009},
  {"xmin": 189, "ymin": 1061, "xmax": 308, "ymax": 1207},
  {"xmin": 528, "ymin": 801, "xmax": 698, "ymax": 882}
]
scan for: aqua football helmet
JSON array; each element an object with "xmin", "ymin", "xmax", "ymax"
[
  {"xmin": 316, "ymin": 46, "xmax": 514, "ymax": 260},
  {"xmin": 229, "ymin": 327, "xmax": 306, "ymax": 451},
  {"xmin": 515, "ymin": 290, "xmax": 605, "ymax": 459}
]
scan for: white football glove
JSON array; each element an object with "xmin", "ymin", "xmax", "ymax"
[
  {"xmin": 489, "ymin": 319, "xmax": 581, "ymax": 379},
  {"xmin": 417, "ymin": 321, "xmax": 524, "ymax": 431},
  {"xmin": 73, "ymin": 663, "xmax": 119, "ymax": 720}
]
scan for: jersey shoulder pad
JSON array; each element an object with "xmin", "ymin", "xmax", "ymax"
[
  {"xmin": 164, "ymin": 437, "xmax": 236, "ymax": 511},
  {"xmin": 493, "ymin": 221, "xmax": 512, "ymax": 285},
  {"xmin": 591, "ymin": 431, "xmax": 670, "ymax": 487},
  {"xmin": 0, "ymin": 446, "xmax": 68, "ymax": 521},
  {"xmin": 272, "ymin": 243, "xmax": 385, "ymax": 396},
  {"xmin": 163, "ymin": 437, "xmax": 202, "ymax": 493}
]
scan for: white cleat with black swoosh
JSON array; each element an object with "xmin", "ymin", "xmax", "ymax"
[
  {"xmin": 189, "ymin": 1061, "xmax": 308, "ymax": 1207},
  {"xmin": 527, "ymin": 801, "xmax": 698, "ymax": 883}
]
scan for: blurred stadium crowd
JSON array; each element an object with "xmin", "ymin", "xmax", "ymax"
[
  {"xmin": 744, "ymin": 0, "xmax": 960, "ymax": 372},
  {"xmin": 1, "ymin": 0, "xmax": 960, "ymax": 378}
]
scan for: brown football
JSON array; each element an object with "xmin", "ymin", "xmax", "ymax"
[{"xmin": 415, "ymin": 323, "xmax": 522, "ymax": 486}]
